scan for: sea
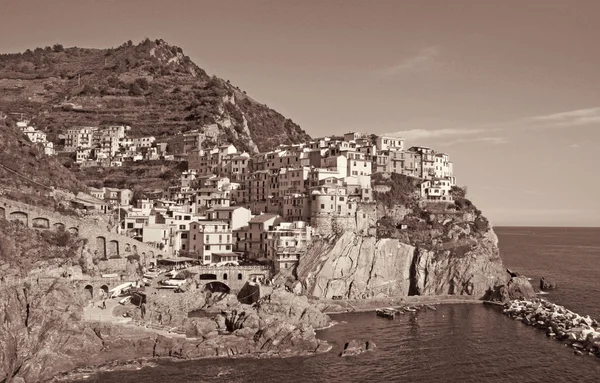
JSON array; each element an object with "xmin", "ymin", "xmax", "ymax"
[{"xmin": 76, "ymin": 227, "xmax": 600, "ymax": 383}]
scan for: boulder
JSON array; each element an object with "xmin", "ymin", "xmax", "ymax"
[
  {"xmin": 340, "ymin": 340, "xmax": 376, "ymax": 357},
  {"xmin": 540, "ymin": 277, "xmax": 558, "ymax": 290}
]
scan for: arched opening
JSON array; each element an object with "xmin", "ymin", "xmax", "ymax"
[
  {"xmin": 83, "ymin": 285, "xmax": 94, "ymax": 300},
  {"xmin": 107, "ymin": 240, "xmax": 119, "ymax": 258},
  {"xmin": 204, "ymin": 281, "xmax": 231, "ymax": 294},
  {"xmin": 9, "ymin": 211, "xmax": 28, "ymax": 226},
  {"xmin": 96, "ymin": 236, "xmax": 107, "ymax": 259},
  {"xmin": 0, "ymin": 206, "xmax": 5, "ymax": 219},
  {"xmin": 223, "ymin": 273, "xmax": 228, "ymax": 280},
  {"xmin": 100, "ymin": 285, "xmax": 109, "ymax": 298},
  {"xmin": 53, "ymin": 222, "xmax": 65, "ymax": 231},
  {"xmin": 68, "ymin": 227, "xmax": 79, "ymax": 235},
  {"xmin": 237, "ymin": 273, "xmax": 243, "ymax": 280},
  {"xmin": 199, "ymin": 273, "xmax": 217, "ymax": 280},
  {"xmin": 132, "ymin": 244, "xmax": 138, "ymax": 254},
  {"xmin": 32, "ymin": 217, "xmax": 50, "ymax": 229}
]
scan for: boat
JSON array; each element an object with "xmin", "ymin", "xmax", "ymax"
[
  {"xmin": 404, "ymin": 307, "xmax": 417, "ymax": 312},
  {"xmin": 376, "ymin": 308, "xmax": 396, "ymax": 319}
]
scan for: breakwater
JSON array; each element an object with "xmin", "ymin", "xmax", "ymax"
[{"xmin": 504, "ymin": 299, "xmax": 600, "ymax": 356}]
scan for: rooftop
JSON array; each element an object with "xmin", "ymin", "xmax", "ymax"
[{"xmin": 249, "ymin": 213, "xmax": 280, "ymax": 223}]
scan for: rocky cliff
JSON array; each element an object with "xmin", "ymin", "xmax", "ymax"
[
  {"xmin": 0, "ymin": 220, "xmax": 330, "ymax": 382},
  {"xmin": 294, "ymin": 174, "xmax": 526, "ymax": 301}
]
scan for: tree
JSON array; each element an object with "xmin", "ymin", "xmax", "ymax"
[
  {"xmin": 53, "ymin": 43, "xmax": 64, "ymax": 52},
  {"xmin": 129, "ymin": 82, "xmax": 144, "ymax": 96}
]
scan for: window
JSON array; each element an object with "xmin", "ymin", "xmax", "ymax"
[
  {"xmin": 181, "ymin": 233, "xmax": 188, "ymax": 239},
  {"xmin": 226, "ymin": 245, "xmax": 231, "ymax": 250},
  {"xmin": 193, "ymin": 234, "xmax": 196, "ymax": 240},
  {"xmin": 205, "ymin": 245, "xmax": 210, "ymax": 250},
  {"xmin": 179, "ymin": 225, "xmax": 186, "ymax": 230},
  {"xmin": 320, "ymin": 204, "xmax": 325, "ymax": 209},
  {"xmin": 238, "ymin": 273, "xmax": 243, "ymax": 280},
  {"xmin": 127, "ymin": 222, "xmax": 134, "ymax": 228},
  {"xmin": 339, "ymin": 196, "xmax": 345, "ymax": 201}
]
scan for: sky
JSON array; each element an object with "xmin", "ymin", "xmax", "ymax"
[{"xmin": 1, "ymin": 0, "xmax": 599, "ymax": 227}]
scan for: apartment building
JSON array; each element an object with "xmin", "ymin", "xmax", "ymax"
[
  {"xmin": 265, "ymin": 221, "xmax": 312, "ymax": 272},
  {"xmin": 188, "ymin": 221, "xmax": 233, "ymax": 264}
]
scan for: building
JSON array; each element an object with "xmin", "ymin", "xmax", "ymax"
[
  {"xmin": 133, "ymin": 136, "xmax": 156, "ymax": 148},
  {"xmin": 168, "ymin": 130, "xmax": 205, "ymax": 156},
  {"xmin": 265, "ymin": 221, "xmax": 311, "ymax": 272},
  {"xmin": 375, "ymin": 135, "xmax": 404, "ymax": 152},
  {"xmin": 420, "ymin": 179, "xmax": 454, "ymax": 202},
  {"xmin": 206, "ymin": 206, "xmax": 252, "ymax": 231},
  {"xmin": 188, "ymin": 221, "xmax": 233, "ymax": 264},
  {"xmin": 247, "ymin": 214, "xmax": 283, "ymax": 259},
  {"xmin": 64, "ymin": 127, "xmax": 95, "ymax": 151}
]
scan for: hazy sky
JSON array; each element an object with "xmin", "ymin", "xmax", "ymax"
[{"xmin": 2, "ymin": 0, "xmax": 599, "ymax": 227}]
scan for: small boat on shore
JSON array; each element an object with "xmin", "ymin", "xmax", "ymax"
[
  {"xmin": 376, "ymin": 308, "xmax": 396, "ymax": 319},
  {"xmin": 404, "ymin": 307, "xmax": 417, "ymax": 312}
]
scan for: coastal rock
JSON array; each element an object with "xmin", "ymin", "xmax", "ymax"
[
  {"xmin": 339, "ymin": 340, "xmax": 376, "ymax": 357},
  {"xmin": 540, "ymin": 277, "xmax": 558, "ymax": 290},
  {"xmin": 297, "ymin": 229, "xmax": 509, "ymax": 300},
  {"xmin": 488, "ymin": 276, "xmax": 536, "ymax": 302}
]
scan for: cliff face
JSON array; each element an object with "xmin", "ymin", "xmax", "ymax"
[
  {"xmin": 295, "ymin": 174, "xmax": 516, "ymax": 300},
  {"xmin": 298, "ymin": 229, "xmax": 508, "ymax": 300}
]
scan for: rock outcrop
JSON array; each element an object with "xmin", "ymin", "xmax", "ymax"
[
  {"xmin": 297, "ymin": 230, "xmax": 509, "ymax": 300},
  {"xmin": 339, "ymin": 340, "xmax": 376, "ymax": 357},
  {"xmin": 540, "ymin": 277, "xmax": 558, "ymax": 290}
]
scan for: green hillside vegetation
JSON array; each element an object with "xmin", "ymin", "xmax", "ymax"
[{"xmin": 0, "ymin": 39, "xmax": 311, "ymax": 153}]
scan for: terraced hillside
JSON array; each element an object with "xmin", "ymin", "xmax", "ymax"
[{"xmin": 0, "ymin": 39, "xmax": 311, "ymax": 153}]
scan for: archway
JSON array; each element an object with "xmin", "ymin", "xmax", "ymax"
[
  {"xmin": 32, "ymin": 217, "xmax": 50, "ymax": 229},
  {"xmin": 96, "ymin": 236, "xmax": 107, "ymax": 259},
  {"xmin": 107, "ymin": 240, "xmax": 119, "ymax": 258},
  {"xmin": 223, "ymin": 273, "xmax": 228, "ymax": 280},
  {"xmin": 53, "ymin": 222, "xmax": 65, "ymax": 231},
  {"xmin": 9, "ymin": 211, "xmax": 28, "ymax": 226},
  {"xmin": 204, "ymin": 281, "xmax": 231, "ymax": 294},
  {"xmin": 237, "ymin": 273, "xmax": 243, "ymax": 280},
  {"xmin": 199, "ymin": 273, "xmax": 217, "ymax": 280},
  {"xmin": 100, "ymin": 285, "xmax": 109, "ymax": 298},
  {"xmin": 83, "ymin": 285, "xmax": 94, "ymax": 300}
]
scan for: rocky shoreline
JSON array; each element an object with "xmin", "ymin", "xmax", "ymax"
[{"xmin": 504, "ymin": 299, "xmax": 600, "ymax": 357}]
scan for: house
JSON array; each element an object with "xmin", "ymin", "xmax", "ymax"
[
  {"xmin": 188, "ymin": 221, "xmax": 233, "ymax": 265},
  {"xmin": 265, "ymin": 221, "xmax": 311, "ymax": 272},
  {"xmin": 375, "ymin": 135, "xmax": 404, "ymax": 152},
  {"xmin": 206, "ymin": 206, "xmax": 252, "ymax": 231},
  {"xmin": 247, "ymin": 214, "xmax": 283, "ymax": 259},
  {"xmin": 420, "ymin": 179, "xmax": 454, "ymax": 202}
]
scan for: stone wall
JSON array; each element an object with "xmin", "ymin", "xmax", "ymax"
[{"xmin": 0, "ymin": 197, "xmax": 168, "ymax": 267}]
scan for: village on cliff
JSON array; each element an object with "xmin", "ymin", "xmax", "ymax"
[{"xmin": 14, "ymin": 120, "xmax": 457, "ymax": 273}]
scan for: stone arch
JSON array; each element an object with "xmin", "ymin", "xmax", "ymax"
[
  {"xmin": 199, "ymin": 273, "xmax": 217, "ymax": 280},
  {"xmin": 237, "ymin": 273, "xmax": 243, "ymax": 280},
  {"xmin": 9, "ymin": 211, "xmax": 28, "ymax": 226},
  {"xmin": 223, "ymin": 273, "xmax": 228, "ymax": 280},
  {"xmin": 32, "ymin": 217, "xmax": 50, "ymax": 229},
  {"xmin": 96, "ymin": 236, "xmax": 107, "ymax": 259},
  {"xmin": 0, "ymin": 206, "xmax": 5, "ymax": 219},
  {"xmin": 53, "ymin": 222, "xmax": 65, "ymax": 231},
  {"xmin": 107, "ymin": 240, "xmax": 119, "ymax": 258},
  {"xmin": 204, "ymin": 281, "xmax": 231, "ymax": 294},
  {"xmin": 100, "ymin": 285, "xmax": 109, "ymax": 297},
  {"xmin": 83, "ymin": 285, "xmax": 94, "ymax": 300}
]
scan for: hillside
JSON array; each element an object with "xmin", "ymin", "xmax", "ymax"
[
  {"xmin": 0, "ymin": 39, "xmax": 311, "ymax": 152},
  {"xmin": 0, "ymin": 117, "xmax": 87, "ymax": 210}
]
